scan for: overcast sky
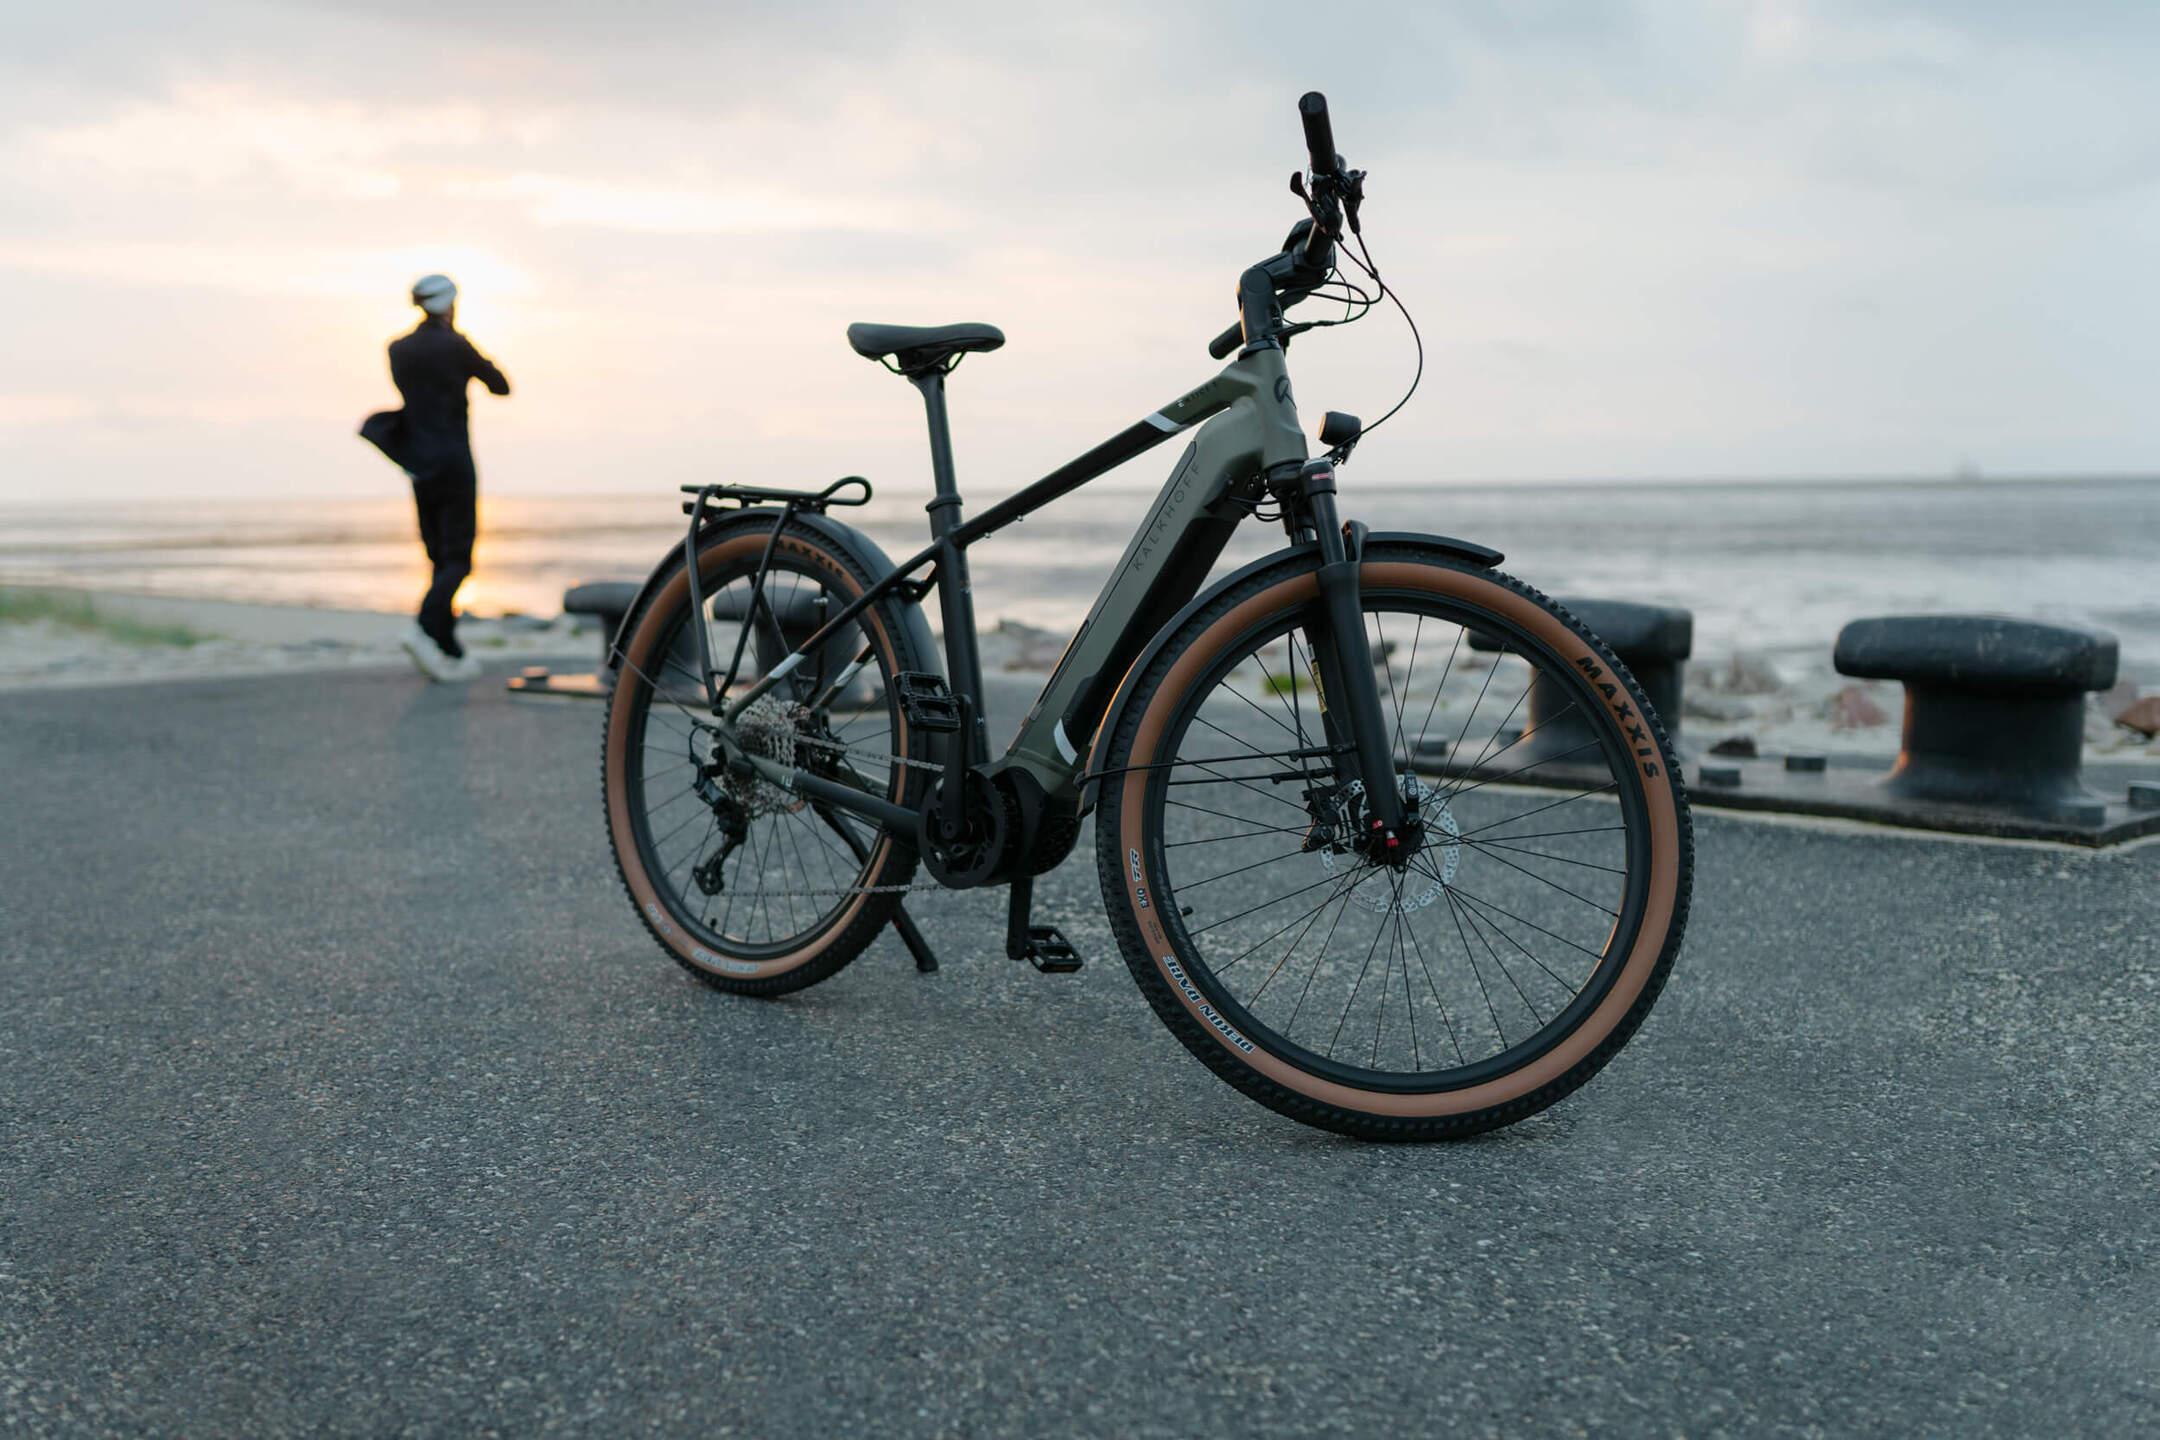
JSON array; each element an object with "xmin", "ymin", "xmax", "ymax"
[{"xmin": 1, "ymin": 0, "xmax": 2154, "ymax": 501}]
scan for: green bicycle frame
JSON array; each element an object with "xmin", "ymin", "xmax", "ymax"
[{"xmin": 721, "ymin": 344, "xmax": 1313, "ymax": 825}]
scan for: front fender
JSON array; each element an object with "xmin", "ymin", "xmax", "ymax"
[{"xmin": 1076, "ymin": 530, "xmax": 1503, "ymax": 814}]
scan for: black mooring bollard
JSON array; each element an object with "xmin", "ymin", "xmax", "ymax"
[
  {"xmin": 1834, "ymin": 615, "xmax": 2118, "ymax": 823},
  {"xmin": 1468, "ymin": 599, "xmax": 1693, "ymax": 767},
  {"xmin": 563, "ymin": 580, "xmax": 642, "ymax": 670}
]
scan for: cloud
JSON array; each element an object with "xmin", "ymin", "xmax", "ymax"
[{"xmin": 1, "ymin": 0, "xmax": 2157, "ymax": 500}]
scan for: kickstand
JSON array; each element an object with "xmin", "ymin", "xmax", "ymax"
[
  {"xmin": 890, "ymin": 903, "xmax": 941, "ymax": 974},
  {"xmin": 816, "ymin": 802, "xmax": 941, "ymax": 974}
]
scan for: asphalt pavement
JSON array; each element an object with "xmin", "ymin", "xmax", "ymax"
[{"xmin": 2, "ymin": 664, "xmax": 2155, "ymax": 1436}]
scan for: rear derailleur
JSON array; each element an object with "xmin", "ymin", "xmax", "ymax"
[
  {"xmin": 683, "ymin": 700, "xmax": 846, "ymax": 898},
  {"xmin": 688, "ymin": 766, "xmax": 750, "ymax": 897}
]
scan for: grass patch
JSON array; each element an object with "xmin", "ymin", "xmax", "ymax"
[
  {"xmin": 1261, "ymin": 671, "xmax": 1305, "ymax": 697},
  {"xmin": 0, "ymin": 588, "xmax": 209, "ymax": 648}
]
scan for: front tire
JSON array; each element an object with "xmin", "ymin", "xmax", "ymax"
[{"xmin": 1093, "ymin": 545, "xmax": 1693, "ymax": 1140}]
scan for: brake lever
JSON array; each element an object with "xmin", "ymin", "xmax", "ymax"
[{"xmin": 1289, "ymin": 171, "xmax": 1332, "ymax": 237}]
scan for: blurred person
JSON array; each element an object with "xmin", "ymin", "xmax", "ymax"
[{"xmin": 359, "ymin": 274, "xmax": 511, "ymax": 681}]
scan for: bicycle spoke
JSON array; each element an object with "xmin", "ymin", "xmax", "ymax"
[
  {"xmin": 1220, "ymin": 658, "xmax": 1307, "ymax": 747},
  {"xmin": 1444, "ymin": 882, "xmax": 1611, "ymax": 965},
  {"xmin": 1139, "ymin": 587, "xmax": 1655, "ymax": 1091},
  {"xmin": 1326, "ymin": 908, "xmax": 1393, "ymax": 1059},
  {"xmin": 1165, "ymin": 822, "xmax": 1312, "ymax": 848},
  {"xmin": 1396, "ymin": 894, "xmax": 1419, "ymax": 1071},
  {"xmin": 1441, "ymin": 734, "xmax": 1602, "ymax": 805},
  {"xmin": 1447, "ymin": 886, "xmax": 1577, "ymax": 994},
  {"xmin": 1187, "ymin": 869, "xmax": 1360, "ymax": 938},
  {"xmin": 1400, "ymin": 901, "xmax": 1466, "ymax": 1066},
  {"xmin": 1453, "ymin": 782, "xmax": 1619, "ymax": 841},
  {"xmin": 1384, "ymin": 612, "xmax": 1421, "ymax": 764},
  {"xmin": 1282, "ymin": 873, "xmax": 1366, "ymax": 1034},
  {"xmin": 1437, "ymin": 638, "xmax": 1505, "ymax": 770},
  {"xmin": 1442, "ymin": 888, "xmax": 1508, "ymax": 1049},
  {"xmin": 1374, "ymin": 610, "xmax": 1411, "ymax": 771},
  {"xmin": 1461, "ymin": 836, "xmax": 1626, "ymax": 877},
  {"xmin": 1177, "ymin": 845, "xmax": 1312, "ymax": 893},
  {"xmin": 1410, "ymin": 628, "xmax": 1465, "ymax": 758},
  {"xmin": 1172, "ymin": 754, "xmax": 1314, "ymax": 818},
  {"xmin": 1371, "ymin": 898, "xmax": 1396, "ymax": 1067},
  {"xmin": 1162, "ymin": 795, "xmax": 1298, "ymax": 831},
  {"xmin": 1460, "ymin": 840, "xmax": 1619, "ymax": 919},
  {"xmin": 1438, "ymin": 663, "xmax": 1537, "ymax": 800},
  {"xmin": 1453, "ymin": 892, "xmax": 1547, "ymax": 1028},
  {"xmin": 1247, "ymin": 872, "xmax": 1363, "ymax": 1005},
  {"xmin": 1227, "ymin": 866, "xmax": 1364, "ymax": 980}
]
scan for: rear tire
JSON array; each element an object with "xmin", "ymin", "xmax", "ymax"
[
  {"xmin": 601, "ymin": 517, "xmax": 937, "ymax": 996},
  {"xmin": 1093, "ymin": 545, "xmax": 1692, "ymax": 1139}
]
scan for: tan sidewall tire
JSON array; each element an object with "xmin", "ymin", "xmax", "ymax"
[
  {"xmin": 603, "ymin": 529, "xmax": 917, "ymax": 987},
  {"xmin": 1107, "ymin": 558, "xmax": 1687, "ymax": 1125}
]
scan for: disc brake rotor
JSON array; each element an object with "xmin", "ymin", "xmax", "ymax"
[{"xmin": 1318, "ymin": 776, "xmax": 1460, "ymax": 913}]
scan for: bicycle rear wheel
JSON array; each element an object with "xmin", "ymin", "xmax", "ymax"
[
  {"xmin": 601, "ymin": 517, "xmax": 937, "ymax": 995},
  {"xmin": 1094, "ymin": 544, "xmax": 1692, "ymax": 1139}
]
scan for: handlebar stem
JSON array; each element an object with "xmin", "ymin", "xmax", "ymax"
[{"xmin": 1235, "ymin": 265, "xmax": 1282, "ymax": 355}]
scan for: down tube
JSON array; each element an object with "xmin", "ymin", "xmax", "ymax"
[{"xmin": 998, "ymin": 401, "xmax": 1274, "ymax": 800}]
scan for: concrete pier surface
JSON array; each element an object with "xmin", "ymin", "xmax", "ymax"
[{"xmin": 3, "ymin": 669, "xmax": 2155, "ymax": 1436}]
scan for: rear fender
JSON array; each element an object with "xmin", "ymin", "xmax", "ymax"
[{"xmin": 606, "ymin": 509, "xmax": 935, "ymax": 674}]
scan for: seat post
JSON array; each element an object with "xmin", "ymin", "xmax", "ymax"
[
  {"xmin": 907, "ymin": 369, "xmax": 989, "ymax": 763},
  {"xmin": 910, "ymin": 371, "xmax": 963, "ymax": 524}
]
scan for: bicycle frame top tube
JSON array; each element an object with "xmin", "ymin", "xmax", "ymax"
[{"xmin": 724, "ymin": 345, "xmax": 1311, "ymax": 802}]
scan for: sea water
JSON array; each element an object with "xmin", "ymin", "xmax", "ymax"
[{"xmin": 2, "ymin": 476, "xmax": 2154, "ymax": 679}]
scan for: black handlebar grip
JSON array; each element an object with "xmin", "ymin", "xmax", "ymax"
[
  {"xmin": 1299, "ymin": 91, "xmax": 1337, "ymax": 177},
  {"xmin": 1207, "ymin": 321, "xmax": 1244, "ymax": 360}
]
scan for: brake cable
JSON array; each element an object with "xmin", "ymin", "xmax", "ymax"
[{"xmin": 1337, "ymin": 227, "xmax": 1425, "ymax": 440}]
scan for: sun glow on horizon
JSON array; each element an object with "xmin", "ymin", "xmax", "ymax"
[{"xmin": 1, "ymin": 3, "xmax": 2156, "ymax": 504}]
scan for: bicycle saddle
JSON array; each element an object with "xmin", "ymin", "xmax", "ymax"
[{"xmin": 846, "ymin": 321, "xmax": 1005, "ymax": 372}]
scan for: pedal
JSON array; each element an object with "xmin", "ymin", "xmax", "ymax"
[
  {"xmin": 1017, "ymin": 925, "xmax": 1084, "ymax": 974},
  {"xmin": 891, "ymin": 671, "xmax": 961, "ymax": 733}
]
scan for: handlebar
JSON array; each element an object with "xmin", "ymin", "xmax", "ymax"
[
  {"xmin": 1298, "ymin": 91, "xmax": 1338, "ymax": 178},
  {"xmin": 1208, "ymin": 92, "xmax": 1359, "ymax": 359}
]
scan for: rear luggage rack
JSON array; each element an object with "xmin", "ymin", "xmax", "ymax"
[
  {"xmin": 680, "ymin": 476, "xmax": 871, "ymax": 516},
  {"xmin": 677, "ymin": 476, "xmax": 874, "ymax": 711}
]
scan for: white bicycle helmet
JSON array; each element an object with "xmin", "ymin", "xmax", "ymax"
[{"xmin": 410, "ymin": 274, "xmax": 457, "ymax": 315}]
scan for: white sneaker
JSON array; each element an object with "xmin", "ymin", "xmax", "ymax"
[
  {"xmin": 442, "ymin": 652, "xmax": 484, "ymax": 683},
  {"xmin": 400, "ymin": 625, "xmax": 459, "ymax": 682}
]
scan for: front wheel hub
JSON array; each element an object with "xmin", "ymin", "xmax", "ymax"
[{"xmin": 1318, "ymin": 776, "xmax": 1460, "ymax": 913}]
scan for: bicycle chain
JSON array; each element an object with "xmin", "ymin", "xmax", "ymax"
[{"xmin": 788, "ymin": 728, "xmax": 946, "ymax": 774}]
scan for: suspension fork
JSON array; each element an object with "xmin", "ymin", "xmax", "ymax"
[{"xmin": 1288, "ymin": 460, "xmax": 1408, "ymax": 832}]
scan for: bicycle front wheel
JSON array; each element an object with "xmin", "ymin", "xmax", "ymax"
[{"xmin": 1094, "ymin": 545, "xmax": 1692, "ymax": 1140}]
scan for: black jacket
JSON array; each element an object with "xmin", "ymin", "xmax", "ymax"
[{"xmin": 359, "ymin": 320, "xmax": 510, "ymax": 479}]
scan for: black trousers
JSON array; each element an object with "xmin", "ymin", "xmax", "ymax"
[{"xmin": 411, "ymin": 447, "xmax": 477, "ymax": 657}]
